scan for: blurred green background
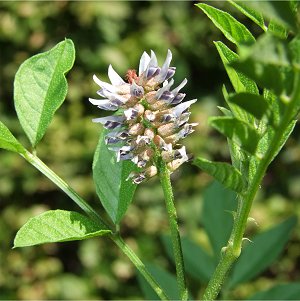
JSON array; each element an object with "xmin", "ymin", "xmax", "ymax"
[{"xmin": 0, "ymin": 1, "xmax": 299, "ymax": 299}]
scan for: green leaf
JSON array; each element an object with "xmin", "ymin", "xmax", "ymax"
[
  {"xmin": 256, "ymin": 120, "xmax": 296, "ymax": 162},
  {"xmin": 196, "ymin": 3, "xmax": 255, "ymax": 46},
  {"xmin": 227, "ymin": 1, "xmax": 266, "ymax": 32},
  {"xmin": 244, "ymin": 1, "xmax": 297, "ymax": 32},
  {"xmin": 268, "ymin": 19, "xmax": 288, "ymax": 39},
  {"xmin": 137, "ymin": 263, "xmax": 180, "ymax": 300},
  {"xmin": 14, "ymin": 39, "xmax": 75, "ymax": 147},
  {"xmin": 228, "ymin": 92, "xmax": 270, "ymax": 120},
  {"xmin": 232, "ymin": 34, "xmax": 291, "ymax": 94},
  {"xmin": 289, "ymin": 34, "xmax": 300, "ymax": 68},
  {"xmin": 229, "ymin": 216, "xmax": 297, "ymax": 288},
  {"xmin": 161, "ymin": 235, "xmax": 215, "ymax": 283},
  {"xmin": 214, "ymin": 41, "xmax": 258, "ymax": 95},
  {"xmin": 0, "ymin": 121, "xmax": 26, "ymax": 154},
  {"xmin": 194, "ymin": 157, "xmax": 245, "ymax": 193},
  {"xmin": 92, "ymin": 129, "xmax": 137, "ymax": 224},
  {"xmin": 209, "ymin": 116, "xmax": 260, "ymax": 154},
  {"xmin": 202, "ymin": 181, "xmax": 237, "ymax": 259},
  {"xmin": 14, "ymin": 210, "xmax": 111, "ymax": 248},
  {"xmin": 248, "ymin": 283, "xmax": 300, "ymax": 300}
]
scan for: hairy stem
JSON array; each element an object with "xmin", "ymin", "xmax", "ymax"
[
  {"xmin": 202, "ymin": 70, "xmax": 300, "ymax": 300},
  {"xmin": 158, "ymin": 159, "xmax": 188, "ymax": 301},
  {"xmin": 22, "ymin": 151, "xmax": 169, "ymax": 301}
]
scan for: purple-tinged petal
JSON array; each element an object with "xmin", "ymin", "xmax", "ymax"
[
  {"xmin": 171, "ymin": 93, "xmax": 186, "ymax": 105},
  {"xmin": 92, "ymin": 115, "xmax": 125, "ymax": 129},
  {"xmin": 124, "ymin": 108, "xmax": 139, "ymax": 120},
  {"xmin": 156, "ymin": 49, "xmax": 172, "ymax": 83},
  {"xmin": 159, "ymin": 91, "xmax": 175, "ymax": 102},
  {"xmin": 146, "ymin": 67, "xmax": 160, "ymax": 79},
  {"xmin": 139, "ymin": 51, "xmax": 151, "ymax": 76},
  {"xmin": 108, "ymin": 65, "xmax": 125, "ymax": 86},
  {"xmin": 164, "ymin": 67, "xmax": 176, "ymax": 81},
  {"xmin": 156, "ymin": 79, "xmax": 174, "ymax": 99},
  {"xmin": 130, "ymin": 81, "xmax": 144, "ymax": 97},
  {"xmin": 171, "ymin": 78, "xmax": 187, "ymax": 95},
  {"xmin": 93, "ymin": 74, "xmax": 117, "ymax": 93},
  {"xmin": 174, "ymin": 146, "xmax": 188, "ymax": 161},
  {"xmin": 150, "ymin": 50, "xmax": 158, "ymax": 67},
  {"xmin": 172, "ymin": 99, "xmax": 197, "ymax": 117}
]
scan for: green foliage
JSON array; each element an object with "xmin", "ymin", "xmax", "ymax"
[
  {"xmin": 227, "ymin": 1, "xmax": 266, "ymax": 31},
  {"xmin": 202, "ymin": 181, "xmax": 236, "ymax": 260},
  {"xmin": 227, "ymin": 93, "xmax": 270, "ymax": 120},
  {"xmin": 243, "ymin": 1, "xmax": 298, "ymax": 31},
  {"xmin": 231, "ymin": 34, "xmax": 291, "ymax": 95},
  {"xmin": 14, "ymin": 39, "xmax": 75, "ymax": 147},
  {"xmin": 248, "ymin": 283, "xmax": 300, "ymax": 300},
  {"xmin": 194, "ymin": 157, "xmax": 245, "ymax": 193},
  {"xmin": 92, "ymin": 129, "xmax": 137, "ymax": 224},
  {"xmin": 0, "ymin": 121, "xmax": 26, "ymax": 154},
  {"xmin": 137, "ymin": 264, "xmax": 180, "ymax": 300},
  {"xmin": 162, "ymin": 235, "xmax": 215, "ymax": 283},
  {"xmin": 196, "ymin": 3, "xmax": 255, "ymax": 45},
  {"xmin": 229, "ymin": 216, "xmax": 297, "ymax": 288},
  {"xmin": 209, "ymin": 116, "xmax": 260, "ymax": 154},
  {"xmin": 214, "ymin": 41, "xmax": 258, "ymax": 94},
  {"xmin": 14, "ymin": 210, "xmax": 111, "ymax": 248}
]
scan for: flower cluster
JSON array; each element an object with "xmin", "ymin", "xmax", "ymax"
[{"xmin": 89, "ymin": 50, "xmax": 197, "ymax": 184}]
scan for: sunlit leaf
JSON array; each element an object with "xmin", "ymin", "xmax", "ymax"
[
  {"xmin": 214, "ymin": 41, "xmax": 258, "ymax": 95},
  {"xmin": 14, "ymin": 210, "xmax": 111, "ymax": 248},
  {"xmin": 196, "ymin": 3, "xmax": 255, "ymax": 45},
  {"xmin": 92, "ymin": 129, "xmax": 137, "ymax": 224},
  {"xmin": 0, "ymin": 121, "xmax": 26, "ymax": 154},
  {"xmin": 232, "ymin": 34, "xmax": 291, "ymax": 94},
  {"xmin": 14, "ymin": 39, "xmax": 75, "ymax": 147},
  {"xmin": 227, "ymin": 1, "xmax": 266, "ymax": 32},
  {"xmin": 194, "ymin": 157, "xmax": 245, "ymax": 193},
  {"xmin": 229, "ymin": 216, "xmax": 297, "ymax": 288},
  {"xmin": 209, "ymin": 116, "xmax": 260, "ymax": 154},
  {"xmin": 244, "ymin": 1, "xmax": 297, "ymax": 32}
]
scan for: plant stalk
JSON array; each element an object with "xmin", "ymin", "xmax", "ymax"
[
  {"xmin": 158, "ymin": 159, "xmax": 188, "ymax": 301},
  {"xmin": 202, "ymin": 70, "xmax": 300, "ymax": 300},
  {"xmin": 22, "ymin": 151, "xmax": 169, "ymax": 301}
]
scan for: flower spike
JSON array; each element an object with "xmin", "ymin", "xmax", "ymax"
[{"xmin": 90, "ymin": 50, "xmax": 197, "ymax": 183}]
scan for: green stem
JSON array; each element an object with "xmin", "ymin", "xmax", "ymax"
[
  {"xmin": 202, "ymin": 70, "xmax": 300, "ymax": 300},
  {"xmin": 158, "ymin": 159, "xmax": 188, "ymax": 301},
  {"xmin": 22, "ymin": 150, "xmax": 169, "ymax": 301},
  {"xmin": 23, "ymin": 150, "xmax": 103, "ymax": 225}
]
